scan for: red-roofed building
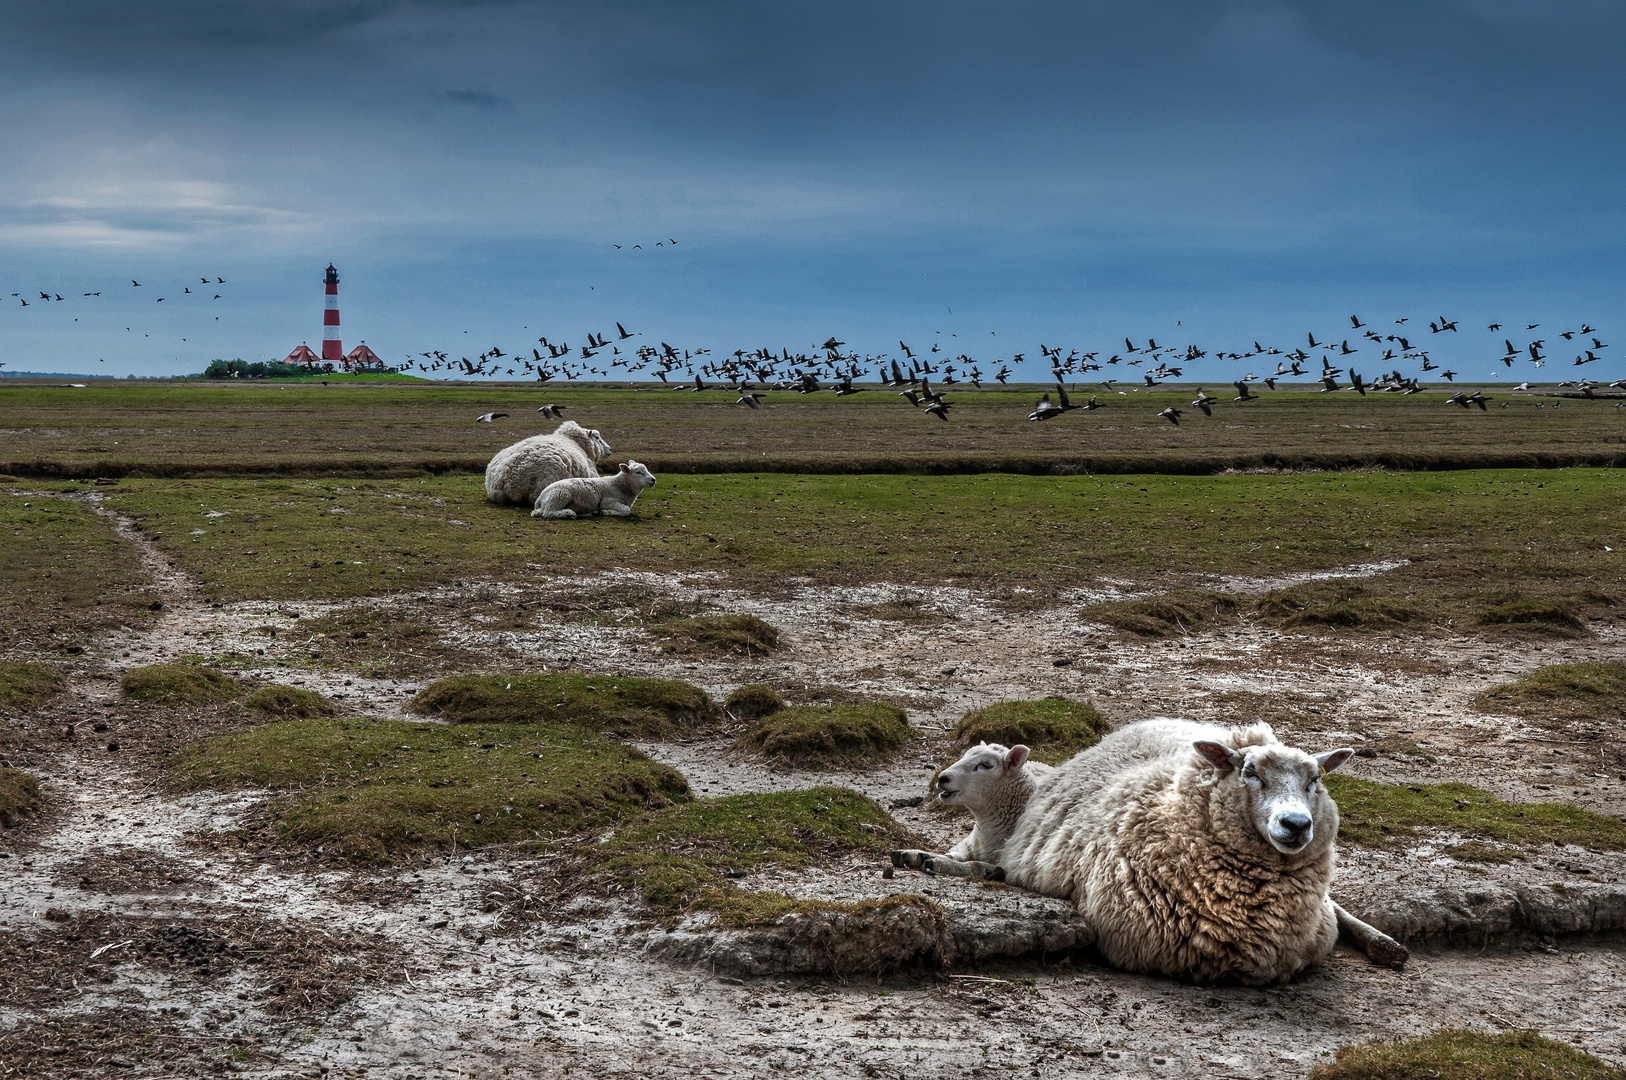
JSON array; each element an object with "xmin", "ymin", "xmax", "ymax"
[
  {"xmin": 284, "ymin": 345, "xmax": 321, "ymax": 366},
  {"xmin": 345, "ymin": 344, "xmax": 385, "ymax": 370}
]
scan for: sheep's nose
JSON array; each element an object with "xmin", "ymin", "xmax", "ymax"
[{"xmin": 1278, "ymin": 812, "xmax": 1312, "ymax": 840}]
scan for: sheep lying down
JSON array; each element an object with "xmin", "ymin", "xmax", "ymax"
[
  {"xmin": 891, "ymin": 721, "xmax": 1408, "ymax": 985},
  {"xmin": 533, "ymin": 461, "xmax": 655, "ymax": 519}
]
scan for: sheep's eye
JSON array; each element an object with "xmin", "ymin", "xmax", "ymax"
[{"xmin": 976, "ymin": 762, "xmax": 993, "ymax": 770}]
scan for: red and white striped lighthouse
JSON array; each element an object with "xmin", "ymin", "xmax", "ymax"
[{"xmin": 321, "ymin": 264, "xmax": 342, "ymax": 363}]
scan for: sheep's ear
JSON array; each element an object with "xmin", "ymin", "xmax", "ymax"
[
  {"xmin": 618, "ymin": 463, "xmax": 629, "ymax": 473},
  {"xmin": 1005, "ymin": 745, "xmax": 1030, "ymax": 771},
  {"xmin": 1315, "ymin": 748, "xmax": 1355, "ymax": 775},
  {"xmin": 1194, "ymin": 741, "xmax": 1242, "ymax": 774}
]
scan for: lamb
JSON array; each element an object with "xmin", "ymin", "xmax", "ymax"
[
  {"xmin": 485, "ymin": 421, "xmax": 614, "ymax": 511},
  {"xmin": 533, "ymin": 460, "xmax": 656, "ymax": 519},
  {"xmin": 890, "ymin": 742, "xmax": 1052, "ymax": 880},
  {"xmin": 892, "ymin": 718, "xmax": 1407, "ymax": 984}
]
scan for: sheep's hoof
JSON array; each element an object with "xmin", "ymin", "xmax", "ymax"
[
  {"xmin": 975, "ymin": 864, "xmax": 1007, "ymax": 883},
  {"xmin": 1366, "ymin": 936, "xmax": 1409, "ymax": 969},
  {"xmin": 890, "ymin": 849, "xmax": 929, "ymax": 871}
]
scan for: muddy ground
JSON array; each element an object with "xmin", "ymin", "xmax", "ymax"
[{"xmin": 1, "ymin": 497, "xmax": 1624, "ymax": 1078}]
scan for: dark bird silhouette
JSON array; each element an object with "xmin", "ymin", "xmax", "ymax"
[
  {"xmin": 1192, "ymin": 389, "xmax": 1214, "ymax": 416},
  {"xmin": 737, "ymin": 392, "xmax": 761, "ymax": 410},
  {"xmin": 1158, "ymin": 407, "xmax": 1182, "ymax": 426},
  {"xmin": 537, "ymin": 404, "xmax": 564, "ymax": 419},
  {"xmin": 1233, "ymin": 381, "xmax": 1255, "ymax": 401},
  {"xmin": 475, "ymin": 413, "xmax": 509, "ymax": 423}
]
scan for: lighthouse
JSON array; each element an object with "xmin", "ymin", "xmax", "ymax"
[{"xmin": 321, "ymin": 264, "xmax": 341, "ymax": 364}]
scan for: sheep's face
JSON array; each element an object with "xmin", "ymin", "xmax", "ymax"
[
  {"xmin": 1194, "ymin": 741, "xmax": 1354, "ymax": 856},
  {"xmin": 588, "ymin": 429, "xmax": 613, "ymax": 461},
  {"xmin": 934, "ymin": 742, "xmax": 1030, "ymax": 812},
  {"xmin": 618, "ymin": 460, "xmax": 656, "ymax": 489}
]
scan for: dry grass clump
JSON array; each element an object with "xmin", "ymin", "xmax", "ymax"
[
  {"xmin": 1472, "ymin": 662, "xmax": 1626, "ymax": 727},
  {"xmin": 851, "ymin": 595, "xmax": 951, "ymax": 623},
  {"xmin": 241, "ymin": 684, "xmax": 340, "ymax": 720},
  {"xmin": 649, "ymin": 613, "xmax": 781, "ymax": 656},
  {"xmin": 724, "ymin": 683, "xmax": 785, "ymax": 721},
  {"xmin": 1088, "ymin": 589, "xmax": 1239, "ymax": 637},
  {"xmin": 1309, "ymin": 1029, "xmax": 1625, "ymax": 1080},
  {"xmin": 1327, "ymin": 775, "xmax": 1626, "ymax": 854},
  {"xmin": 287, "ymin": 609, "xmax": 487, "ymax": 677},
  {"xmin": 579, "ymin": 787, "xmax": 916, "ymax": 927},
  {"xmin": 120, "ymin": 663, "xmax": 243, "ymax": 706},
  {"xmin": 1256, "ymin": 581, "xmax": 1425, "ymax": 630},
  {"xmin": 1476, "ymin": 595, "xmax": 1587, "ymax": 637},
  {"xmin": 170, "ymin": 717, "xmax": 690, "ymax": 859},
  {"xmin": 0, "ymin": 767, "xmax": 42, "ymax": 828},
  {"xmin": 736, "ymin": 702, "xmax": 914, "ymax": 770},
  {"xmin": 951, "ymin": 698, "xmax": 1110, "ymax": 764},
  {"xmin": 409, "ymin": 672, "xmax": 718, "ymax": 738},
  {"xmin": 0, "ymin": 661, "xmax": 66, "ymax": 712}
]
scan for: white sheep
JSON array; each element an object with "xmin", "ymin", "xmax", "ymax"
[
  {"xmin": 893, "ymin": 718, "xmax": 1407, "ymax": 983},
  {"xmin": 891, "ymin": 742, "xmax": 1052, "ymax": 880},
  {"xmin": 485, "ymin": 421, "xmax": 614, "ymax": 511},
  {"xmin": 533, "ymin": 461, "xmax": 656, "ymax": 519}
]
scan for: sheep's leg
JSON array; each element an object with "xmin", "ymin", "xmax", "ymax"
[
  {"xmin": 532, "ymin": 507, "xmax": 577, "ymax": 519},
  {"xmin": 599, "ymin": 500, "xmax": 633, "ymax": 518},
  {"xmin": 1332, "ymin": 901, "xmax": 1408, "ymax": 968},
  {"xmin": 889, "ymin": 849, "xmax": 1005, "ymax": 882}
]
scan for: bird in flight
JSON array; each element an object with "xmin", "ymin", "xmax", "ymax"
[
  {"xmin": 1158, "ymin": 406, "xmax": 1183, "ymax": 426},
  {"xmin": 475, "ymin": 412, "xmax": 509, "ymax": 423},
  {"xmin": 537, "ymin": 404, "xmax": 564, "ymax": 419}
]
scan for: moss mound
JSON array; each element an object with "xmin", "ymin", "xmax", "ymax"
[
  {"xmin": 1089, "ymin": 589, "xmax": 1238, "ymax": 637},
  {"xmin": 409, "ymin": 673, "xmax": 718, "ymax": 738},
  {"xmin": 1327, "ymin": 775, "xmax": 1626, "ymax": 853},
  {"xmin": 241, "ymin": 684, "xmax": 340, "ymax": 720},
  {"xmin": 0, "ymin": 662, "xmax": 67, "ymax": 712},
  {"xmin": 951, "ymin": 698, "xmax": 1110, "ymax": 764},
  {"xmin": 0, "ymin": 767, "xmax": 42, "ymax": 828},
  {"xmin": 1473, "ymin": 662, "xmax": 1626, "ymax": 727},
  {"xmin": 1310, "ymin": 1029, "xmax": 1626, "ymax": 1080},
  {"xmin": 650, "ymin": 614, "xmax": 782, "ymax": 657},
  {"xmin": 169, "ymin": 717, "xmax": 689, "ymax": 860},
  {"xmin": 736, "ymin": 703, "xmax": 914, "ymax": 769},
  {"xmin": 586, "ymin": 787, "xmax": 914, "ymax": 926},
  {"xmin": 725, "ymin": 684, "xmax": 785, "ymax": 722},
  {"xmin": 121, "ymin": 663, "xmax": 243, "ymax": 706},
  {"xmin": 1476, "ymin": 596, "xmax": 1586, "ymax": 637},
  {"xmin": 1257, "ymin": 582, "xmax": 1425, "ymax": 630}
]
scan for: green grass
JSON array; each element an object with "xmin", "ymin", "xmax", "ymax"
[
  {"xmin": 1255, "ymin": 581, "xmax": 1428, "ymax": 630},
  {"xmin": 950, "ymin": 698, "xmax": 1110, "ymax": 764},
  {"xmin": 266, "ymin": 608, "xmax": 491, "ymax": 678},
  {"xmin": 735, "ymin": 702, "xmax": 914, "ymax": 769},
  {"xmin": 121, "ymin": 664, "xmax": 244, "ymax": 706},
  {"xmin": 92, "ymin": 469, "xmax": 1626, "ymax": 606},
  {"xmin": 241, "ymin": 684, "xmax": 339, "ymax": 720},
  {"xmin": 169, "ymin": 717, "xmax": 689, "ymax": 860},
  {"xmin": 0, "ymin": 767, "xmax": 42, "ymax": 828},
  {"xmin": 0, "ymin": 662, "xmax": 67, "ymax": 712},
  {"xmin": 583, "ymin": 787, "xmax": 915, "ymax": 926},
  {"xmin": 0, "ymin": 491, "xmax": 157, "ymax": 649},
  {"xmin": 724, "ymin": 683, "xmax": 785, "ymax": 721},
  {"xmin": 648, "ymin": 614, "xmax": 781, "ymax": 657},
  {"xmin": 1088, "ymin": 589, "xmax": 1240, "ymax": 637},
  {"xmin": 1473, "ymin": 662, "xmax": 1626, "ymax": 727},
  {"xmin": 1476, "ymin": 595, "xmax": 1587, "ymax": 636},
  {"xmin": 1327, "ymin": 775, "xmax": 1626, "ymax": 853},
  {"xmin": 1309, "ymin": 1030, "xmax": 1626, "ymax": 1080},
  {"xmin": 6, "ymin": 381, "xmax": 1626, "ymax": 479},
  {"xmin": 409, "ymin": 673, "xmax": 718, "ymax": 737}
]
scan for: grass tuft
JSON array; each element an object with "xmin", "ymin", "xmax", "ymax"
[
  {"xmin": 0, "ymin": 662, "xmax": 67, "ymax": 712},
  {"xmin": 1088, "ymin": 589, "xmax": 1239, "ymax": 637},
  {"xmin": 0, "ymin": 767, "xmax": 42, "ymax": 828},
  {"xmin": 584, "ymin": 787, "xmax": 914, "ymax": 926},
  {"xmin": 951, "ymin": 698, "xmax": 1110, "ymax": 764},
  {"xmin": 649, "ymin": 614, "xmax": 782, "ymax": 657},
  {"xmin": 1473, "ymin": 662, "xmax": 1626, "ymax": 729},
  {"xmin": 169, "ymin": 717, "xmax": 689, "ymax": 860},
  {"xmin": 1327, "ymin": 775, "xmax": 1626, "ymax": 852},
  {"xmin": 1256, "ymin": 582, "xmax": 1426, "ymax": 630},
  {"xmin": 409, "ymin": 673, "xmax": 718, "ymax": 738},
  {"xmin": 724, "ymin": 684, "xmax": 785, "ymax": 721},
  {"xmin": 121, "ymin": 664, "xmax": 243, "ymax": 706},
  {"xmin": 1309, "ymin": 1029, "xmax": 1626, "ymax": 1080},
  {"xmin": 1476, "ymin": 596, "xmax": 1587, "ymax": 636},
  {"xmin": 241, "ymin": 684, "xmax": 340, "ymax": 720},
  {"xmin": 736, "ymin": 703, "xmax": 914, "ymax": 769}
]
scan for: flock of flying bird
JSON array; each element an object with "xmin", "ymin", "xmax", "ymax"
[
  {"xmin": 5, "ymin": 274, "xmax": 232, "ymax": 359},
  {"xmin": 441, "ymin": 313, "xmax": 1622, "ymax": 425}
]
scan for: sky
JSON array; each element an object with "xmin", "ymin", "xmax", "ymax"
[{"xmin": 0, "ymin": 0, "xmax": 1623, "ymax": 382}]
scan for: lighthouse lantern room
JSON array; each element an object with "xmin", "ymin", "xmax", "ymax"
[{"xmin": 321, "ymin": 264, "xmax": 342, "ymax": 363}]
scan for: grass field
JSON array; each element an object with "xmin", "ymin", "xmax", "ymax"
[
  {"xmin": 2, "ymin": 380, "xmax": 1623, "ymax": 478},
  {"xmin": 71, "ymin": 469, "xmax": 1625, "ymax": 610}
]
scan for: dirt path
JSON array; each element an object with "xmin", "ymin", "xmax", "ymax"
[{"xmin": 4, "ymin": 517, "xmax": 1625, "ymax": 1077}]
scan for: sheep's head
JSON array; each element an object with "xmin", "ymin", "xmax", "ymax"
[
  {"xmin": 1193, "ymin": 740, "xmax": 1354, "ymax": 857},
  {"xmin": 617, "ymin": 460, "xmax": 656, "ymax": 490},
  {"xmin": 587, "ymin": 428, "xmax": 613, "ymax": 461},
  {"xmin": 934, "ymin": 742, "xmax": 1030, "ymax": 812}
]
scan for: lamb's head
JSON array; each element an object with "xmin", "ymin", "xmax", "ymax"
[
  {"xmin": 933, "ymin": 742, "xmax": 1030, "ymax": 812},
  {"xmin": 1193, "ymin": 739, "xmax": 1354, "ymax": 857},
  {"xmin": 617, "ymin": 460, "xmax": 656, "ymax": 490}
]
